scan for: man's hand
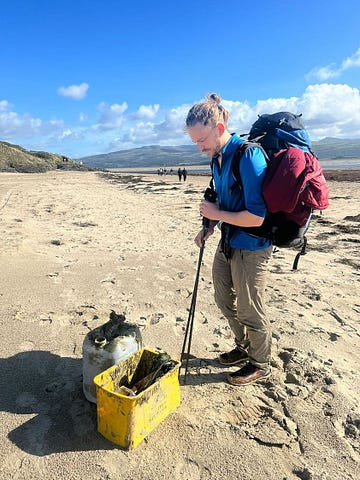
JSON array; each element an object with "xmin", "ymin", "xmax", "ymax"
[
  {"xmin": 199, "ymin": 200, "xmax": 220, "ymax": 221},
  {"xmin": 194, "ymin": 226, "xmax": 214, "ymax": 248}
]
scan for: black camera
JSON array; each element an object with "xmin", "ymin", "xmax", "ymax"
[
  {"xmin": 204, "ymin": 187, "xmax": 217, "ymax": 203},
  {"xmin": 202, "ymin": 187, "xmax": 217, "ymax": 229}
]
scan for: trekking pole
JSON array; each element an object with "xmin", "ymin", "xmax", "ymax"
[
  {"xmin": 180, "ymin": 226, "xmax": 207, "ymax": 384},
  {"xmin": 179, "ymin": 186, "xmax": 217, "ymax": 384}
]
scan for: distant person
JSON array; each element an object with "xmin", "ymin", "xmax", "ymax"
[
  {"xmin": 182, "ymin": 168, "xmax": 187, "ymax": 182},
  {"xmin": 178, "ymin": 167, "xmax": 182, "ymax": 181},
  {"xmin": 185, "ymin": 93, "xmax": 272, "ymax": 386}
]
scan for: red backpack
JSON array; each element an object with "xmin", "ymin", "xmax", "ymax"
[
  {"xmin": 262, "ymin": 146, "xmax": 329, "ymax": 225},
  {"xmin": 230, "ymin": 112, "xmax": 329, "ymax": 269}
]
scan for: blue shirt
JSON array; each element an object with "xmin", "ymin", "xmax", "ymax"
[{"xmin": 212, "ymin": 134, "xmax": 271, "ymax": 250}]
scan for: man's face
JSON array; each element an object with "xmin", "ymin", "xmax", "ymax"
[{"xmin": 187, "ymin": 123, "xmax": 222, "ymax": 158}]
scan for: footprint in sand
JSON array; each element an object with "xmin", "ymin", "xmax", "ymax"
[
  {"xmin": 44, "ymin": 380, "xmax": 67, "ymax": 393},
  {"xmin": 212, "ymin": 325, "xmax": 232, "ymax": 340},
  {"xmin": 18, "ymin": 340, "xmax": 35, "ymax": 351},
  {"xmin": 343, "ymin": 412, "xmax": 360, "ymax": 453},
  {"xmin": 278, "ymin": 347, "xmax": 337, "ymax": 398},
  {"xmin": 172, "ymin": 316, "xmax": 186, "ymax": 336},
  {"xmin": 3, "ymin": 453, "xmax": 48, "ymax": 478},
  {"xmin": 69, "ymin": 398, "xmax": 97, "ymax": 436},
  {"xmin": 149, "ymin": 312, "xmax": 165, "ymax": 325},
  {"xmin": 175, "ymin": 457, "xmax": 211, "ymax": 480}
]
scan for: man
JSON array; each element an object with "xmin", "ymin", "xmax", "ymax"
[{"xmin": 185, "ymin": 93, "xmax": 272, "ymax": 385}]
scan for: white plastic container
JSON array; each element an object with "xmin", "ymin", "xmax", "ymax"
[{"xmin": 82, "ymin": 312, "xmax": 142, "ymax": 403}]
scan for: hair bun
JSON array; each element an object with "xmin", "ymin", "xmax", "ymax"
[{"xmin": 208, "ymin": 93, "xmax": 221, "ymax": 105}]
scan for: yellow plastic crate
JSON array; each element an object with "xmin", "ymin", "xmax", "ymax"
[{"xmin": 94, "ymin": 348, "xmax": 180, "ymax": 449}]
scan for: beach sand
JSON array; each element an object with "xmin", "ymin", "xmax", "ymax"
[{"xmin": 0, "ymin": 170, "xmax": 359, "ymax": 480}]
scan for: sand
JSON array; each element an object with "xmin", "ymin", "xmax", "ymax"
[{"xmin": 0, "ymin": 170, "xmax": 359, "ymax": 480}]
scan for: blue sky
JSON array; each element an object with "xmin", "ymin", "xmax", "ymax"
[{"xmin": 1, "ymin": 0, "xmax": 359, "ymax": 158}]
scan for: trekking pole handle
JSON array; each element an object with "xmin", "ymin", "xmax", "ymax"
[{"xmin": 202, "ymin": 187, "xmax": 217, "ymax": 239}]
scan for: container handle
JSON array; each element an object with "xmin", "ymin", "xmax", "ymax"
[{"xmin": 94, "ymin": 336, "xmax": 107, "ymax": 348}]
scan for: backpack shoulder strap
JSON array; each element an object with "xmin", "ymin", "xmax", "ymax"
[
  {"xmin": 209, "ymin": 152, "xmax": 221, "ymax": 192},
  {"xmin": 230, "ymin": 141, "xmax": 268, "ymax": 193}
]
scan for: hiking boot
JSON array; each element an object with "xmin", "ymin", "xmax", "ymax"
[
  {"xmin": 227, "ymin": 362, "xmax": 270, "ymax": 386},
  {"xmin": 217, "ymin": 347, "xmax": 248, "ymax": 366}
]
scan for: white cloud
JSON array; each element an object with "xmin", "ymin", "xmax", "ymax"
[
  {"xmin": 306, "ymin": 47, "xmax": 360, "ymax": 81},
  {"xmin": 93, "ymin": 104, "xmax": 188, "ymax": 152},
  {"xmin": 154, "ymin": 105, "xmax": 189, "ymax": 138},
  {"xmin": 59, "ymin": 129, "xmax": 74, "ymax": 139},
  {"xmin": 57, "ymin": 82, "xmax": 89, "ymax": 100},
  {"xmin": 342, "ymin": 47, "xmax": 360, "ymax": 69},
  {"xmin": 0, "ymin": 100, "xmax": 13, "ymax": 112},
  {"xmin": 0, "ymin": 109, "xmax": 62, "ymax": 139},
  {"xmin": 109, "ymin": 122, "xmax": 158, "ymax": 150},
  {"xmin": 100, "ymin": 85, "xmax": 360, "ymax": 151},
  {"xmin": 306, "ymin": 64, "xmax": 339, "ymax": 81},
  {"xmin": 135, "ymin": 104, "xmax": 160, "ymax": 119},
  {"xmin": 222, "ymin": 84, "xmax": 360, "ymax": 140},
  {"xmin": 300, "ymin": 84, "xmax": 360, "ymax": 138},
  {"xmin": 97, "ymin": 101, "xmax": 128, "ymax": 129}
]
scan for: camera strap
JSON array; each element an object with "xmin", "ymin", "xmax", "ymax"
[
  {"xmin": 220, "ymin": 223, "xmax": 233, "ymax": 260},
  {"xmin": 209, "ymin": 153, "xmax": 234, "ymax": 260}
]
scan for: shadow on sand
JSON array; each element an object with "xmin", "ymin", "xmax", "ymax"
[{"xmin": 1, "ymin": 350, "xmax": 115, "ymax": 456}]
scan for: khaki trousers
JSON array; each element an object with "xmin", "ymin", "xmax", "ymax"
[{"xmin": 212, "ymin": 243, "xmax": 272, "ymax": 369}]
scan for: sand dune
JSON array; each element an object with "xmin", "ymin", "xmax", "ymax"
[{"xmin": 0, "ymin": 170, "xmax": 359, "ymax": 480}]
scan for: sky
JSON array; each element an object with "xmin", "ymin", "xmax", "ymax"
[{"xmin": 1, "ymin": 0, "xmax": 360, "ymax": 159}]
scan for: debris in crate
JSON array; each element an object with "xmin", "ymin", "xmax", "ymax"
[
  {"xmin": 121, "ymin": 352, "xmax": 177, "ymax": 395},
  {"xmin": 94, "ymin": 348, "xmax": 181, "ymax": 448},
  {"xmin": 117, "ymin": 385, "xmax": 137, "ymax": 397}
]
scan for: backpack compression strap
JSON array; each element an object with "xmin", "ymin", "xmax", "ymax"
[{"xmin": 292, "ymin": 237, "xmax": 307, "ymax": 270}]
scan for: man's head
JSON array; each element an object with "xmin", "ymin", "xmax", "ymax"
[{"xmin": 186, "ymin": 93, "xmax": 230, "ymax": 158}]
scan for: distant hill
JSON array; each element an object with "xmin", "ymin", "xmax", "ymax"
[
  {"xmin": 0, "ymin": 141, "xmax": 89, "ymax": 173},
  {"xmin": 80, "ymin": 138, "xmax": 360, "ymax": 170},
  {"xmin": 312, "ymin": 138, "xmax": 360, "ymax": 159},
  {"xmin": 2, "ymin": 137, "xmax": 359, "ymax": 173},
  {"xmin": 79, "ymin": 145, "xmax": 206, "ymax": 170}
]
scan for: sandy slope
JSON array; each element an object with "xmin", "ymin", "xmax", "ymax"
[{"xmin": 0, "ymin": 170, "xmax": 359, "ymax": 480}]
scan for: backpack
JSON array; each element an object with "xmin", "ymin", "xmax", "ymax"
[{"xmin": 224, "ymin": 112, "xmax": 329, "ymax": 269}]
